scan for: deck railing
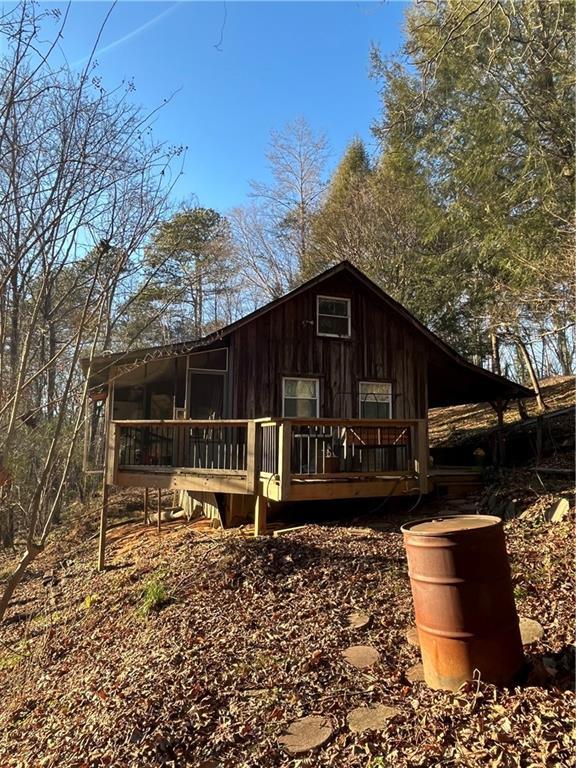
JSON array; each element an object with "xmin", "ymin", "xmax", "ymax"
[
  {"xmin": 114, "ymin": 420, "xmax": 250, "ymax": 473},
  {"xmin": 108, "ymin": 417, "xmax": 428, "ymax": 498},
  {"xmin": 288, "ymin": 420, "xmax": 412, "ymax": 476}
]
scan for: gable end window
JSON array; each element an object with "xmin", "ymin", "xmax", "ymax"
[
  {"xmin": 317, "ymin": 296, "xmax": 351, "ymax": 338},
  {"xmin": 283, "ymin": 378, "xmax": 319, "ymax": 417},
  {"xmin": 359, "ymin": 382, "xmax": 392, "ymax": 419}
]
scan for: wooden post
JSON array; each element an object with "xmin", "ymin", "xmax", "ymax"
[
  {"xmin": 245, "ymin": 421, "xmax": 260, "ymax": 494},
  {"xmin": 278, "ymin": 421, "xmax": 292, "ymax": 501},
  {"xmin": 97, "ymin": 481, "xmax": 109, "ymax": 572},
  {"xmin": 157, "ymin": 488, "xmax": 162, "ymax": 534},
  {"xmin": 489, "ymin": 400, "xmax": 507, "ymax": 466},
  {"xmin": 254, "ymin": 494, "xmax": 267, "ymax": 536},
  {"xmin": 105, "ymin": 422, "xmax": 119, "ymax": 486},
  {"xmin": 82, "ymin": 392, "xmax": 91, "ymax": 472},
  {"xmin": 536, "ymin": 415, "xmax": 543, "ymax": 464},
  {"xmin": 144, "ymin": 487, "xmax": 149, "ymax": 524},
  {"xmin": 97, "ymin": 379, "xmax": 112, "ymax": 572},
  {"xmin": 415, "ymin": 419, "xmax": 429, "ymax": 494}
]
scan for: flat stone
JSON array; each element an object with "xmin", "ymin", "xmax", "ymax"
[
  {"xmin": 547, "ymin": 498, "xmax": 570, "ymax": 523},
  {"xmin": 346, "ymin": 704, "xmax": 400, "ymax": 733},
  {"xmin": 347, "ymin": 611, "xmax": 371, "ymax": 630},
  {"xmin": 342, "ymin": 645, "xmax": 380, "ymax": 669},
  {"xmin": 519, "ymin": 617, "xmax": 544, "ymax": 645},
  {"xmin": 278, "ymin": 715, "xmax": 334, "ymax": 755},
  {"xmin": 406, "ymin": 662, "xmax": 425, "ymax": 683},
  {"xmin": 406, "ymin": 627, "xmax": 419, "ymax": 648}
]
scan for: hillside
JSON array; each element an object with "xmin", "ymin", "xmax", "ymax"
[
  {"xmin": 0, "ymin": 500, "xmax": 574, "ymax": 767},
  {"xmin": 0, "ymin": 377, "xmax": 574, "ymax": 766},
  {"xmin": 429, "ymin": 376, "xmax": 575, "ymax": 452}
]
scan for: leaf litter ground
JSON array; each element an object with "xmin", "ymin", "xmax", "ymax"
[{"xmin": 0, "ymin": 504, "xmax": 574, "ymax": 767}]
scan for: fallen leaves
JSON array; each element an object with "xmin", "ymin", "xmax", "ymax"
[{"xmin": 0, "ymin": 512, "xmax": 574, "ymax": 767}]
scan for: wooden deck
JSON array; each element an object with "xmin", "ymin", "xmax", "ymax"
[{"xmin": 106, "ymin": 417, "xmax": 430, "ymax": 502}]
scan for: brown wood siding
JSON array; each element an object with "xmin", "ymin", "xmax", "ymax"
[{"xmin": 228, "ymin": 272, "xmax": 428, "ymax": 419}]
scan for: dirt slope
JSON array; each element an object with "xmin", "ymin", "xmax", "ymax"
[
  {"xmin": 429, "ymin": 375, "xmax": 575, "ymax": 449},
  {"xmin": 0, "ymin": 505, "xmax": 574, "ymax": 767}
]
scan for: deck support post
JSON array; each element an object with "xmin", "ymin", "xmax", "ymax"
[
  {"xmin": 144, "ymin": 487, "xmax": 149, "ymax": 524},
  {"xmin": 157, "ymin": 488, "xmax": 162, "ymax": 533},
  {"xmin": 254, "ymin": 495, "xmax": 267, "ymax": 536},
  {"xmin": 489, "ymin": 400, "xmax": 508, "ymax": 466},
  {"xmin": 97, "ymin": 379, "xmax": 113, "ymax": 572},
  {"xmin": 415, "ymin": 419, "xmax": 429, "ymax": 494},
  {"xmin": 97, "ymin": 481, "xmax": 109, "ymax": 572}
]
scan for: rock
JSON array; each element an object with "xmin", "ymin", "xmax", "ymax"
[
  {"xmin": 347, "ymin": 611, "xmax": 371, "ymax": 630},
  {"xmin": 278, "ymin": 715, "xmax": 334, "ymax": 755},
  {"xmin": 346, "ymin": 527, "xmax": 373, "ymax": 537},
  {"xmin": 346, "ymin": 704, "xmax": 400, "ymax": 733},
  {"xmin": 342, "ymin": 645, "xmax": 380, "ymax": 669},
  {"xmin": 547, "ymin": 498, "xmax": 570, "ymax": 523},
  {"xmin": 519, "ymin": 617, "xmax": 544, "ymax": 645},
  {"xmin": 406, "ymin": 662, "xmax": 425, "ymax": 683},
  {"xmin": 406, "ymin": 627, "xmax": 419, "ymax": 648}
]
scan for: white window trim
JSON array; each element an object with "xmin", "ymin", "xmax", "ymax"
[
  {"xmin": 358, "ymin": 381, "xmax": 393, "ymax": 419},
  {"xmin": 316, "ymin": 295, "xmax": 351, "ymax": 338},
  {"xmin": 282, "ymin": 377, "xmax": 320, "ymax": 417}
]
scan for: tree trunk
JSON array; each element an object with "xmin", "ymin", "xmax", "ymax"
[
  {"xmin": 556, "ymin": 327, "xmax": 573, "ymax": 376},
  {"xmin": 9, "ymin": 271, "xmax": 20, "ymax": 392},
  {"xmin": 0, "ymin": 541, "xmax": 42, "ymax": 622},
  {"xmin": 0, "ymin": 490, "xmax": 15, "ymax": 549},
  {"xmin": 517, "ymin": 338, "xmax": 547, "ymax": 412},
  {"xmin": 490, "ymin": 332, "xmax": 501, "ymax": 376}
]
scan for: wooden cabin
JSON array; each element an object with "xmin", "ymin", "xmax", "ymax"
[{"xmin": 82, "ymin": 262, "xmax": 532, "ymax": 557}]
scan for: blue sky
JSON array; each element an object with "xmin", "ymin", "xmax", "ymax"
[{"xmin": 40, "ymin": 1, "xmax": 408, "ymax": 212}]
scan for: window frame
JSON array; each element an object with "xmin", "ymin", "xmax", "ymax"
[
  {"xmin": 358, "ymin": 380, "xmax": 393, "ymax": 420},
  {"xmin": 316, "ymin": 295, "xmax": 351, "ymax": 339},
  {"xmin": 282, "ymin": 376, "xmax": 320, "ymax": 418}
]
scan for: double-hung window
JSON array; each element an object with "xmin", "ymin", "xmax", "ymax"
[
  {"xmin": 359, "ymin": 382, "xmax": 392, "ymax": 419},
  {"xmin": 317, "ymin": 296, "xmax": 351, "ymax": 338},
  {"xmin": 282, "ymin": 378, "xmax": 319, "ymax": 417}
]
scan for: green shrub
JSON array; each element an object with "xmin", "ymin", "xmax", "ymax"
[{"xmin": 138, "ymin": 575, "xmax": 169, "ymax": 616}]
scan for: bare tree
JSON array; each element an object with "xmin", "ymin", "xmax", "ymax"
[
  {"xmin": 231, "ymin": 118, "xmax": 329, "ymax": 303},
  {"xmin": 0, "ymin": 4, "xmax": 180, "ymax": 621}
]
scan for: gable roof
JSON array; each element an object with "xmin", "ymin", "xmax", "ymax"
[{"xmin": 83, "ymin": 260, "xmax": 533, "ymax": 405}]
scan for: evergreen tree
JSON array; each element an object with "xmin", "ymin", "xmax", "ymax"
[
  {"xmin": 370, "ymin": 0, "xmax": 575, "ymax": 376},
  {"xmin": 304, "ymin": 139, "xmax": 372, "ymax": 277}
]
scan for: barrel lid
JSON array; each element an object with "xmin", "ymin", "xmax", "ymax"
[{"xmin": 401, "ymin": 515, "xmax": 501, "ymax": 536}]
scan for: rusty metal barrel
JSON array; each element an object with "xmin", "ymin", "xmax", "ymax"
[{"xmin": 401, "ymin": 515, "xmax": 524, "ymax": 690}]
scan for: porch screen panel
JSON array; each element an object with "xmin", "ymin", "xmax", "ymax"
[{"xmin": 189, "ymin": 372, "xmax": 225, "ymax": 419}]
